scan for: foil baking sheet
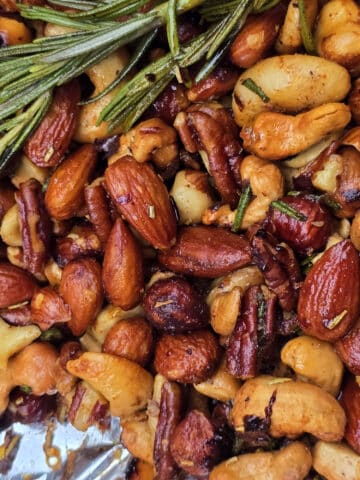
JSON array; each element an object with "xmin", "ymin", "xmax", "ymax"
[{"xmin": 0, "ymin": 417, "xmax": 132, "ymax": 479}]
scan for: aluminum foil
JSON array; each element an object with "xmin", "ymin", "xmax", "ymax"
[{"xmin": 0, "ymin": 417, "xmax": 132, "ymax": 480}]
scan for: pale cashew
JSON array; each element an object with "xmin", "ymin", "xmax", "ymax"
[
  {"xmin": 313, "ymin": 441, "xmax": 360, "ymax": 480},
  {"xmin": 0, "ymin": 204, "xmax": 21, "ymax": 246},
  {"xmin": 231, "ymin": 375, "xmax": 346, "ymax": 441},
  {"xmin": 276, "ymin": 0, "xmax": 318, "ymax": 54},
  {"xmin": 121, "ymin": 414, "xmax": 154, "ymax": 465},
  {"xmin": 210, "ymin": 442, "xmax": 312, "ymax": 480},
  {"xmin": 281, "ymin": 335, "xmax": 344, "ymax": 396},
  {"xmin": 232, "ymin": 55, "xmax": 351, "ymax": 127},
  {"xmin": 11, "ymin": 154, "xmax": 48, "ymax": 188},
  {"xmin": 241, "ymin": 103, "xmax": 351, "ymax": 161},
  {"xmin": 43, "ymin": 258, "xmax": 63, "ymax": 287},
  {"xmin": 351, "ymin": 210, "xmax": 360, "ymax": 250}
]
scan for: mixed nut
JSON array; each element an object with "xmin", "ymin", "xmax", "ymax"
[{"xmin": 0, "ymin": 0, "xmax": 360, "ymax": 479}]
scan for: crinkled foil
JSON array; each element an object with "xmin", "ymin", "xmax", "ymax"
[{"xmin": 0, "ymin": 417, "xmax": 132, "ymax": 479}]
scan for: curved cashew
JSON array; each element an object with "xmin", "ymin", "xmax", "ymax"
[
  {"xmin": 313, "ymin": 441, "xmax": 360, "ymax": 480},
  {"xmin": 210, "ymin": 442, "xmax": 312, "ymax": 480},
  {"xmin": 231, "ymin": 375, "xmax": 346, "ymax": 441},
  {"xmin": 11, "ymin": 154, "xmax": 49, "ymax": 189},
  {"xmin": 241, "ymin": 103, "xmax": 351, "ymax": 160},
  {"xmin": 281, "ymin": 335, "xmax": 344, "ymax": 396},
  {"xmin": 0, "ymin": 204, "xmax": 22, "ymax": 247},
  {"xmin": 121, "ymin": 415, "xmax": 154, "ymax": 465}
]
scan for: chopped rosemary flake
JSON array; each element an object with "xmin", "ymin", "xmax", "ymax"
[
  {"xmin": 19, "ymin": 385, "xmax": 32, "ymax": 394},
  {"xmin": 39, "ymin": 327, "xmax": 63, "ymax": 342},
  {"xmin": 242, "ymin": 78, "xmax": 270, "ymax": 103},
  {"xmin": 257, "ymin": 290, "xmax": 267, "ymax": 344},
  {"xmin": 325, "ymin": 310, "xmax": 348, "ymax": 330},
  {"xmin": 298, "ymin": 0, "xmax": 316, "ymax": 55},
  {"xmin": 287, "ymin": 191, "xmax": 301, "ymax": 196},
  {"xmin": 321, "ymin": 195, "xmax": 341, "ymax": 211},
  {"xmin": 148, "ymin": 205, "xmax": 156, "ymax": 219},
  {"xmin": 271, "ymin": 200, "xmax": 307, "ymax": 222},
  {"xmin": 167, "ymin": 0, "xmax": 180, "ymax": 56},
  {"xmin": 232, "ymin": 184, "xmax": 252, "ymax": 232}
]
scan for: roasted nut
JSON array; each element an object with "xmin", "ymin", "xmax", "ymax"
[
  {"xmin": 0, "ymin": 204, "xmax": 22, "ymax": 247},
  {"xmin": 159, "ymin": 226, "xmax": 251, "ymax": 278},
  {"xmin": 154, "ymin": 329, "xmax": 221, "ymax": 383},
  {"xmin": 349, "ymin": 78, "xmax": 360, "ymax": 124},
  {"xmin": 7, "ymin": 389, "xmax": 56, "ymax": 425},
  {"xmin": 266, "ymin": 195, "xmax": 332, "ymax": 254},
  {"xmin": 281, "ymin": 336, "xmax": 344, "ymax": 396},
  {"xmin": 24, "ymin": 80, "xmax": 80, "ymax": 167},
  {"xmin": 194, "ymin": 357, "xmax": 241, "ymax": 402},
  {"xmin": 186, "ymin": 64, "xmax": 238, "ymax": 102},
  {"xmin": 55, "ymin": 224, "xmax": 102, "ymax": 267},
  {"xmin": 60, "ymin": 257, "xmax": 103, "ymax": 336},
  {"xmin": 84, "ymin": 183, "xmax": 113, "ymax": 245},
  {"xmin": 340, "ymin": 375, "xmax": 360, "ymax": 454},
  {"xmin": 44, "ymin": 258, "xmax": 63, "ymax": 287},
  {"xmin": 0, "ymin": 263, "xmax": 38, "ymax": 308},
  {"xmin": 0, "ymin": 15, "xmax": 32, "ymax": 45},
  {"xmin": 31, "ymin": 286, "xmax": 71, "ymax": 331},
  {"xmin": 0, "ymin": 304, "xmax": 32, "ymax": 326},
  {"xmin": 45, "ymin": 144, "xmax": 97, "ymax": 220},
  {"xmin": 0, "ymin": 0, "xmax": 44, "ymax": 12},
  {"xmin": 59, "ymin": 341, "xmax": 83, "ymax": 370},
  {"xmin": 231, "ymin": 375, "xmax": 346, "ymax": 441},
  {"xmin": 11, "ymin": 154, "xmax": 49, "ymax": 189},
  {"xmin": 0, "ymin": 179, "xmax": 15, "ymax": 223},
  {"xmin": 335, "ymin": 321, "xmax": 360, "ymax": 375},
  {"xmin": 297, "ymin": 240, "xmax": 360, "ymax": 341},
  {"xmin": 146, "ymin": 82, "xmax": 190, "ymax": 125},
  {"xmin": 350, "ymin": 210, "xmax": 360, "ymax": 250},
  {"xmin": 232, "ymin": 55, "xmax": 351, "ymax": 127},
  {"xmin": 210, "ymin": 442, "xmax": 312, "ymax": 480},
  {"xmin": 142, "ymin": 276, "xmax": 209, "ymax": 333},
  {"xmin": 103, "ymin": 317, "xmax": 153, "ymax": 367},
  {"xmin": 127, "ymin": 459, "xmax": 154, "ymax": 480},
  {"xmin": 121, "ymin": 416, "xmax": 154, "ymax": 465},
  {"xmin": 66, "ymin": 352, "xmax": 154, "ymax": 417},
  {"xmin": 230, "ymin": 3, "xmax": 286, "ymax": 68},
  {"xmin": 105, "ymin": 156, "xmax": 177, "ymax": 250},
  {"xmin": 240, "ymin": 103, "xmax": 351, "ymax": 161},
  {"xmin": 313, "ymin": 441, "xmax": 360, "ymax": 480}
]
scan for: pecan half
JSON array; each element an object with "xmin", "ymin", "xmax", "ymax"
[
  {"xmin": 31, "ymin": 286, "xmax": 71, "ymax": 331},
  {"xmin": 84, "ymin": 184, "xmax": 113, "ymax": 245},
  {"xmin": 55, "ymin": 224, "xmax": 102, "ymax": 267}
]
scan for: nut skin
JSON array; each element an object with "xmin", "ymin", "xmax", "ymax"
[
  {"xmin": 0, "ymin": 179, "xmax": 15, "ymax": 222},
  {"xmin": 24, "ymin": 80, "xmax": 80, "ymax": 167},
  {"xmin": 55, "ymin": 224, "xmax": 102, "ymax": 267},
  {"xmin": 332, "ymin": 147, "xmax": 360, "ymax": 218},
  {"xmin": 142, "ymin": 276, "xmax": 209, "ymax": 333},
  {"xmin": 154, "ymin": 329, "xmax": 222, "ymax": 384},
  {"xmin": 340, "ymin": 375, "xmax": 360, "ymax": 454},
  {"xmin": 146, "ymin": 82, "xmax": 190, "ymax": 124},
  {"xmin": 266, "ymin": 195, "xmax": 332, "ymax": 255},
  {"xmin": 297, "ymin": 239, "xmax": 360, "ymax": 342},
  {"xmin": 31, "ymin": 286, "xmax": 71, "ymax": 331},
  {"xmin": 45, "ymin": 144, "xmax": 97, "ymax": 220},
  {"xmin": 105, "ymin": 156, "xmax": 177, "ymax": 250},
  {"xmin": 335, "ymin": 322, "xmax": 360, "ymax": 375},
  {"xmin": 158, "ymin": 226, "xmax": 251, "ymax": 278},
  {"xmin": 0, "ymin": 263, "xmax": 38, "ymax": 308},
  {"xmin": 59, "ymin": 341, "xmax": 83, "ymax": 370},
  {"xmin": 60, "ymin": 257, "xmax": 103, "ymax": 336},
  {"xmin": 186, "ymin": 65, "xmax": 238, "ymax": 102},
  {"xmin": 102, "ymin": 316, "xmax": 153, "ymax": 367},
  {"xmin": 102, "ymin": 218, "xmax": 144, "ymax": 310},
  {"xmin": 0, "ymin": 304, "xmax": 32, "ymax": 326},
  {"xmin": 84, "ymin": 184, "xmax": 113, "ymax": 245},
  {"xmin": 349, "ymin": 78, "xmax": 360, "ymax": 124}
]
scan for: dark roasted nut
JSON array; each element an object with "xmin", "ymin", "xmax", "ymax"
[
  {"xmin": 102, "ymin": 317, "xmax": 153, "ymax": 367},
  {"xmin": 59, "ymin": 257, "xmax": 103, "ymax": 336},
  {"xmin": 340, "ymin": 375, "xmax": 360, "ymax": 454},
  {"xmin": 187, "ymin": 65, "xmax": 238, "ymax": 102},
  {"xmin": 142, "ymin": 276, "xmax": 209, "ymax": 333},
  {"xmin": 154, "ymin": 329, "xmax": 222, "ymax": 383},
  {"xmin": 229, "ymin": 3, "xmax": 286, "ymax": 68},
  {"xmin": 332, "ymin": 147, "xmax": 360, "ymax": 218},
  {"xmin": 0, "ymin": 263, "xmax": 38, "ymax": 308},
  {"xmin": 0, "ymin": 179, "xmax": 15, "ymax": 222},
  {"xmin": 266, "ymin": 195, "xmax": 332, "ymax": 255},
  {"xmin": 174, "ymin": 103, "xmax": 242, "ymax": 207},
  {"xmin": 84, "ymin": 184, "xmax": 113, "ymax": 245},
  {"xmin": 0, "ymin": 304, "xmax": 32, "ymax": 326},
  {"xmin": 24, "ymin": 80, "xmax": 80, "ymax": 167},
  {"xmin": 349, "ymin": 78, "xmax": 360, "ymax": 124},
  {"xmin": 335, "ymin": 322, "xmax": 360, "ymax": 375},
  {"xmin": 102, "ymin": 218, "xmax": 144, "ymax": 310},
  {"xmin": 59, "ymin": 341, "xmax": 83, "ymax": 370},
  {"xmin": 55, "ymin": 224, "xmax": 102, "ymax": 267},
  {"xmin": 159, "ymin": 226, "xmax": 251, "ymax": 278},
  {"xmin": 31, "ymin": 286, "xmax": 71, "ymax": 331},
  {"xmin": 15, "ymin": 178, "xmax": 51, "ymax": 278},
  {"xmin": 105, "ymin": 156, "xmax": 177, "ymax": 250},
  {"xmin": 226, "ymin": 285, "xmax": 276, "ymax": 379},
  {"xmin": 7, "ymin": 388, "xmax": 56, "ymax": 424},
  {"xmin": 298, "ymin": 240, "xmax": 360, "ymax": 342},
  {"xmin": 154, "ymin": 380, "xmax": 183, "ymax": 480},
  {"xmin": 45, "ymin": 144, "xmax": 97, "ymax": 220},
  {"xmin": 146, "ymin": 82, "xmax": 190, "ymax": 124}
]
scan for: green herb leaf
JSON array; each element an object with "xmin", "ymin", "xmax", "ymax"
[
  {"xmin": 39, "ymin": 327, "xmax": 64, "ymax": 342},
  {"xmin": 271, "ymin": 200, "xmax": 308, "ymax": 221},
  {"xmin": 232, "ymin": 183, "xmax": 252, "ymax": 232},
  {"xmin": 19, "ymin": 385, "xmax": 32, "ymax": 394},
  {"xmin": 298, "ymin": 0, "xmax": 316, "ymax": 55},
  {"xmin": 167, "ymin": 0, "xmax": 180, "ymax": 56},
  {"xmin": 242, "ymin": 78, "xmax": 270, "ymax": 103}
]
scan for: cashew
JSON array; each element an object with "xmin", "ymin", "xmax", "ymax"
[
  {"xmin": 313, "ymin": 441, "xmax": 360, "ymax": 480},
  {"xmin": 0, "ymin": 16, "xmax": 32, "ymax": 46},
  {"xmin": 276, "ymin": 0, "xmax": 318, "ymax": 54},
  {"xmin": 210, "ymin": 442, "xmax": 312, "ymax": 480},
  {"xmin": 232, "ymin": 55, "xmax": 351, "ymax": 127},
  {"xmin": 312, "ymin": 153, "xmax": 343, "ymax": 193},
  {"xmin": 0, "ymin": 204, "xmax": 21, "ymax": 246},
  {"xmin": 121, "ymin": 415, "xmax": 154, "ymax": 465},
  {"xmin": 231, "ymin": 375, "xmax": 346, "ymax": 441},
  {"xmin": 171, "ymin": 170, "xmax": 214, "ymax": 225},
  {"xmin": 44, "ymin": 23, "xmax": 76, "ymax": 37},
  {"xmin": 11, "ymin": 154, "xmax": 49, "ymax": 188},
  {"xmin": 74, "ymin": 49, "xmax": 129, "ymax": 143},
  {"xmin": 241, "ymin": 103, "xmax": 351, "ymax": 161},
  {"xmin": 43, "ymin": 258, "xmax": 63, "ymax": 286},
  {"xmin": 6, "ymin": 246, "xmax": 25, "ymax": 269},
  {"xmin": 351, "ymin": 210, "xmax": 360, "ymax": 250},
  {"xmin": 281, "ymin": 336, "xmax": 344, "ymax": 396}
]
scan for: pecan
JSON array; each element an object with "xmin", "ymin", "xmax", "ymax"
[
  {"xmin": 187, "ymin": 64, "xmax": 238, "ymax": 102},
  {"xmin": 340, "ymin": 375, "xmax": 360, "ymax": 455},
  {"xmin": 154, "ymin": 381, "xmax": 183, "ymax": 480},
  {"xmin": 15, "ymin": 179, "xmax": 51, "ymax": 278},
  {"xmin": 24, "ymin": 80, "xmax": 80, "ymax": 167},
  {"xmin": 59, "ymin": 341, "xmax": 83, "ymax": 370},
  {"xmin": 174, "ymin": 103, "xmax": 242, "ymax": 207},
  {"xmin": 31, "ymin": 286, "xmax": 71, "ymax": 331},
  {"xmin": 55, "ymin": 224, "xmax": 102, "ymax": 267},
  {"xmin": 158, "ymin": 226, "xmax": 251, "ymax": 278},
  {"xmin": 0, "ymin": 263, "xmax": 38, "ymax": 309},
  {"xmin": 349, "ymin": 78, "xmax": 360, "ymax": 124},
  {"xmin": 226, "ymin": 285, "xmax": 276, "ymax": 379},
  {"xmin": 0, "ymin": 179, "xmax": 15, "ymax": 222},
  {"xmin": 146, "ymin": 82, "xmax": 190, "ymax": 124},
  {"xmin": 335, "ymin": 323, "xmax": 360, "ymax": 375},
  {"xmin": 142, "ymin": 276, "xmax": 209, "ymax": 333},
  {"xmin": 84, "ymin": 184, "xmax": 113, "ymax": 245},
  {"xmin": 0, "ymin": 304, "xmax": 32, "ymax": 326}
]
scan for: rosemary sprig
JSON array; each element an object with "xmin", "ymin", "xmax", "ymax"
[
  {"xmin": 242, "ymin": 78, "xmax": 270, "ymax": 103},
  {"xmin": 167, "ymin": 0, "xmax": 180, "ymax": 56},
  {"xmin": 271, "ymin": 200, "xmax": 308, "ymax": 221},
  {"xmin": 232, "ymin": 184, "xmax": 252, "ymax": 232},
  {"xmin": 298, "ymin": 0, "xmax": 316, "ymax": 55}
]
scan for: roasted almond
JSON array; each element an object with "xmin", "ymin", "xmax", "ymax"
[
  {"xmin": 104, "ymin": 156, "xmax": 177, "ymax": 250},
  {"xmin": 335, "ymin": 322, "xmax": 360, "ymax": 375},
  {"xmin": 340, "ymin": 375, "xmax": 360, "ymax": 454},
  {"xmin": 102, "ymin": 218, "xmax": 144, "ymax": 310},
  {"xmin": 24, "ymin": 80, "xmax": 80, "ymax": 167},
  {"xmin": 297, "ymin": 240, "xmax": 360, "ymax": 342},
  {"xmin": 0, "ymin": 263, "xmax": 38, "ymax": 308},
  {"xmin": 158, "ymin": 226, "xmax": 251, "ymax": 278},
  {"xmin": 31, "ymin": 286, "xmax": 71, "ymax": 331}
]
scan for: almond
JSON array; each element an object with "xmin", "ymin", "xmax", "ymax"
[
  {"xmin": 340, "ymin": 375, "xmax": 360, "ymax": 454},
  {"xmin": 335, "ymin": 323, "xmax": 360, "ymax": 375},
  {"xmin": 102, "ymin": 218, "xmax": 144, "ymax": 310},
  {"xmin": 24, "ymin": 80, "xmax": 80, "ymax": 168},
  {"xmin": 297, "ymin": 240, "xmax": 360, "ymax": 342},
  {"xmin": 158, "ymin": 226, "xmax": 251, "ymax": 278},
  {"xmin": 31, "ymin": 286, "xmax": 71, "ymax": 331},
  {"xmin": 104, "ymin": 156, "xmax": 177, "ymax": 250},
  {"xmin": 0, "ymin": 263, "xmax": 38, "ymax": 308}
]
